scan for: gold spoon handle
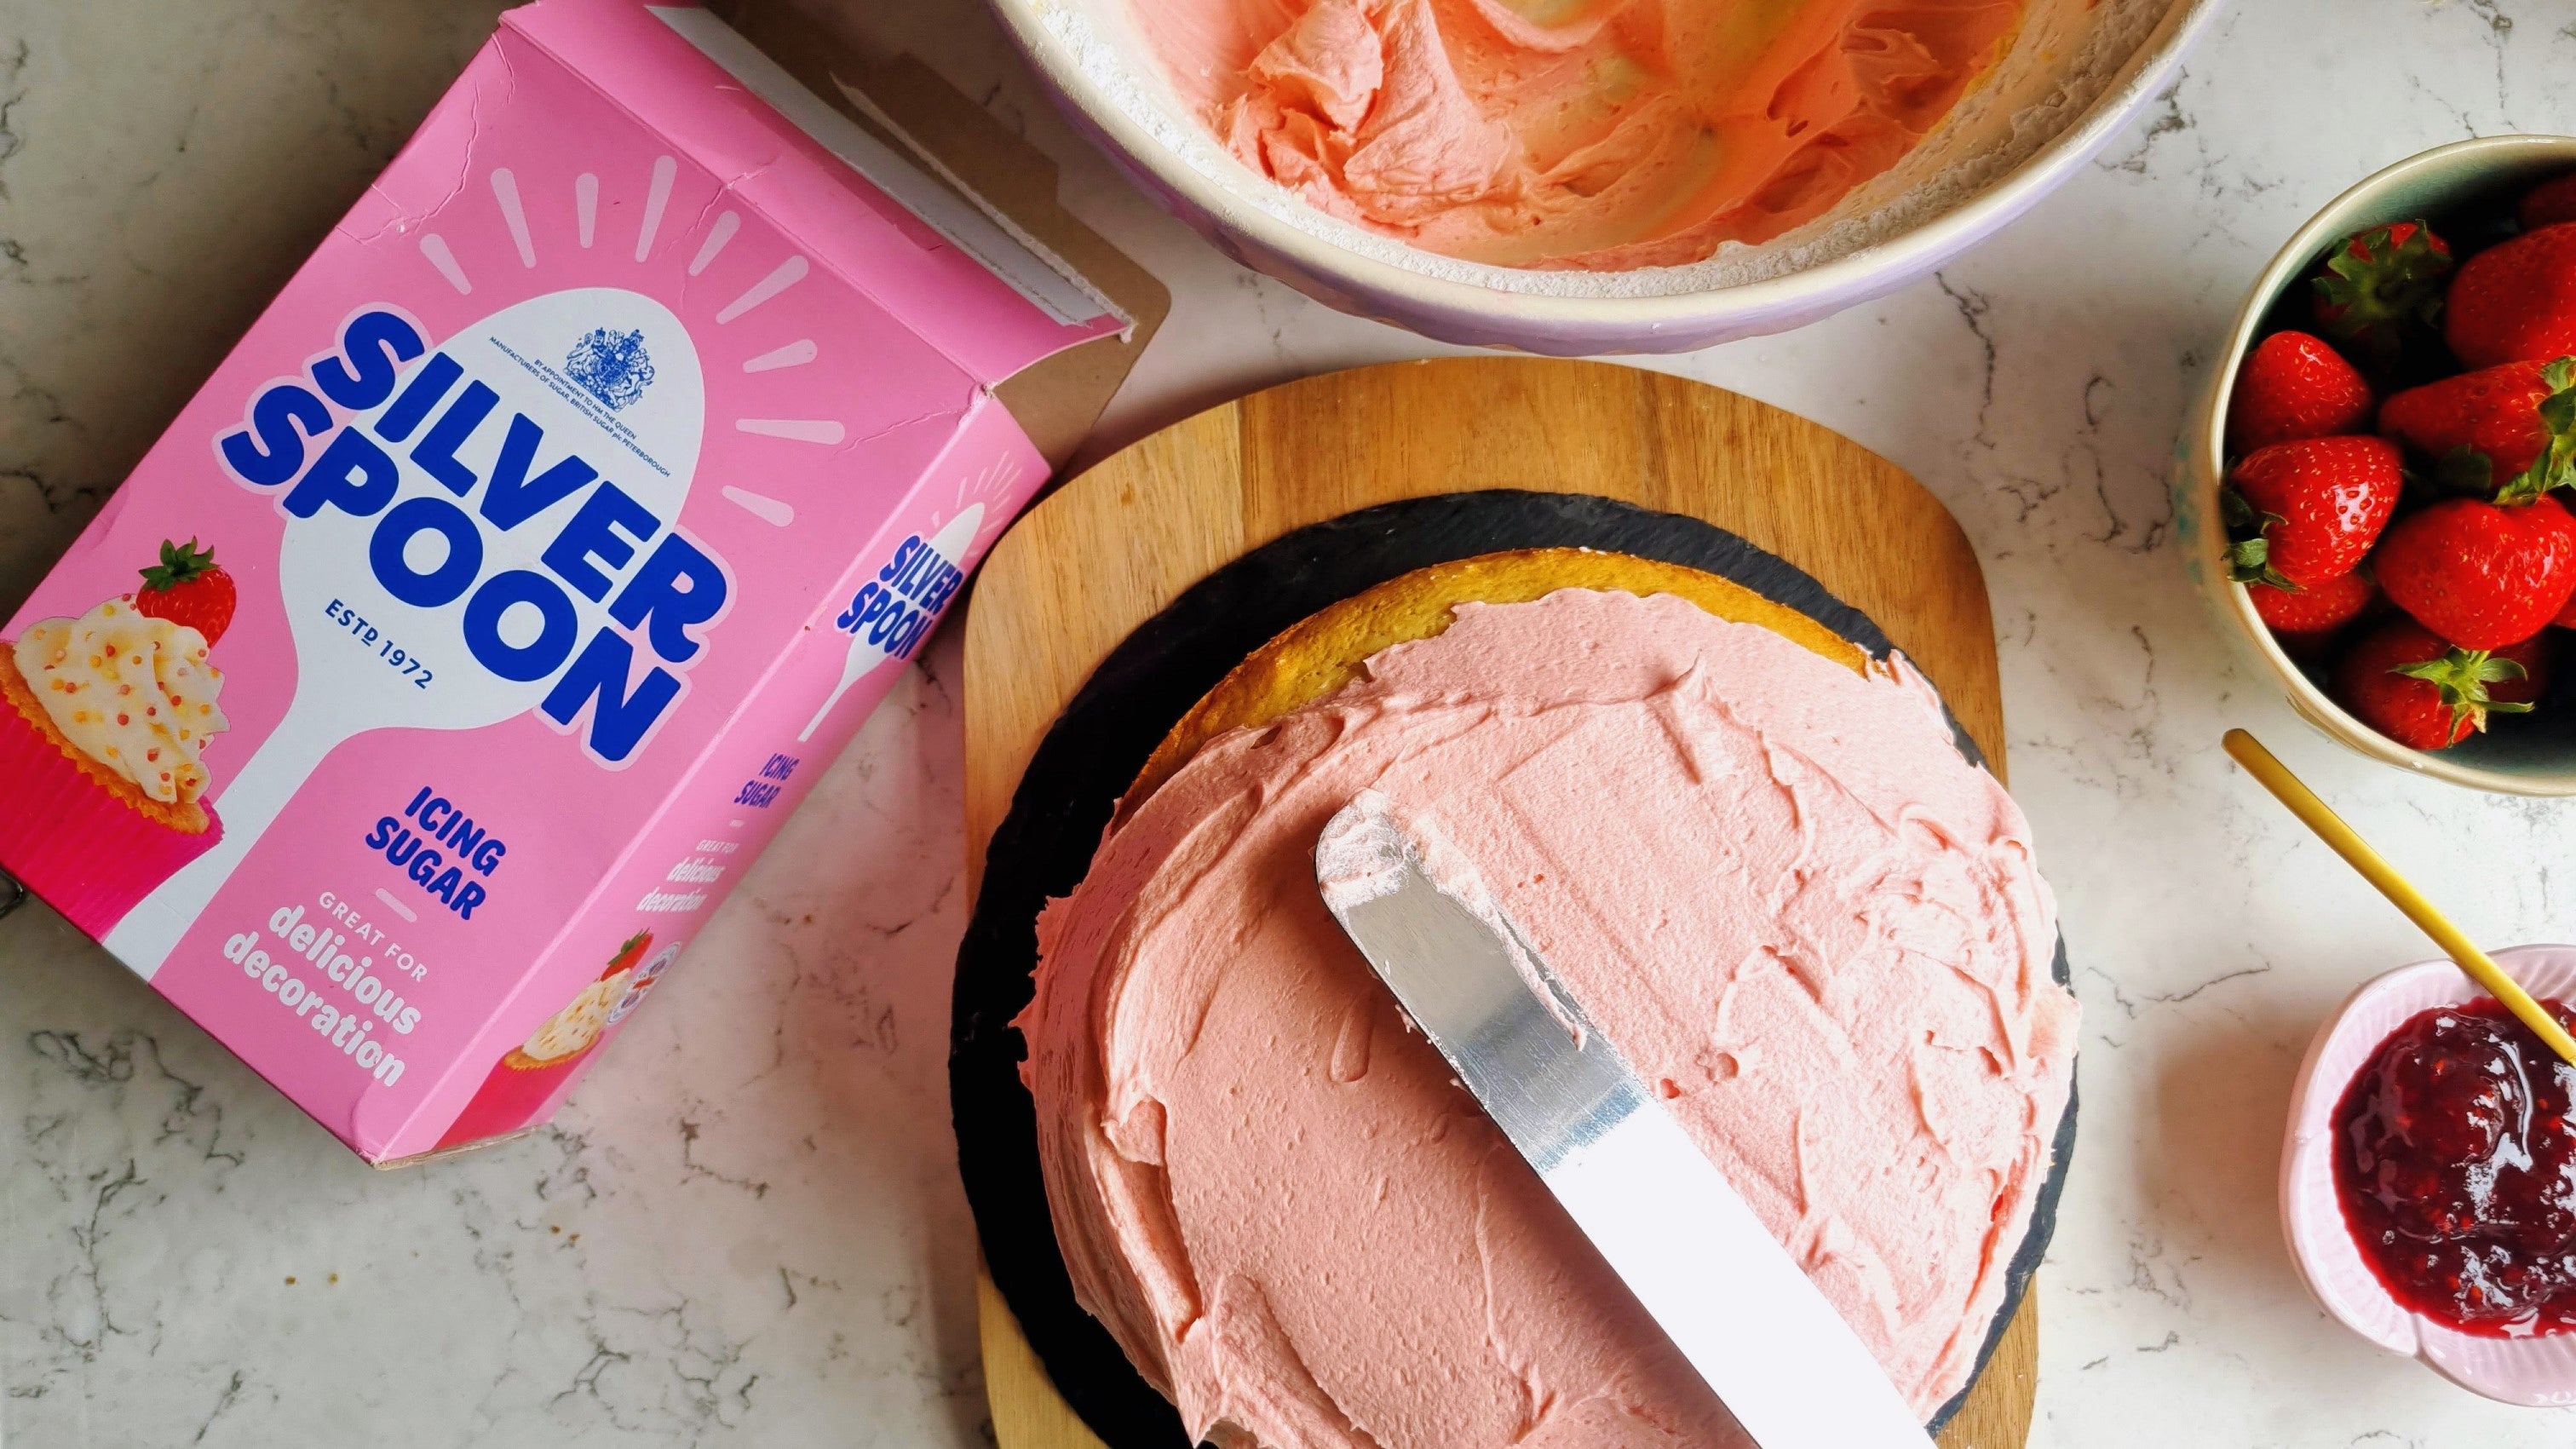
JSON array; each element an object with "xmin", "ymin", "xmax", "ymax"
[{"xmin": 2223, "ymin": 728, "xmax": 2576, "ymax": 1066}]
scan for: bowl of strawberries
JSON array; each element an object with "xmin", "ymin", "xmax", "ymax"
[{"xmin": 2189, "ymin": 135, "xmax": 2576, "ymax": 793}]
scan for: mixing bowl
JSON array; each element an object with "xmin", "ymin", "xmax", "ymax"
[{"xmin": 986, "ymin": 0, "xmax": 2222, "ymax": 354}]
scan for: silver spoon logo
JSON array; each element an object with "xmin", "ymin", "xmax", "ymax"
[{"xmin": 106, "ymin": 288, "xmax": 718, "ymax": 975}]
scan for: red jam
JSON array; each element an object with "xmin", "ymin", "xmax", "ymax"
[{"xmin": 2334, "ymin": 996, "xmax": 2576, "ymax": 1337}]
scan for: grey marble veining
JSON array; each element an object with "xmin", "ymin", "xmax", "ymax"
[{"xmin": 8, "ymin": 0, "xmax": 2576, "ymax": 1444}]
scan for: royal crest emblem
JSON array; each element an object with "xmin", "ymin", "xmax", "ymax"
[{"xmin": 564, "ymin": 327, "xmax": 656, "ymax": 411}]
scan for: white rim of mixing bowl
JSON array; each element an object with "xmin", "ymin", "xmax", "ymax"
[
  {"xmin": 2198, "ymin": 135, "xmax": 2576, "ymax": 797},
  {"xmin": 989, "ymin": 0, "xmax": 2228, "ymax": 328}
]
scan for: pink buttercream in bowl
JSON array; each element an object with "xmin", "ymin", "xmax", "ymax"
[
  {"xmin": 1151, "ymin": 0, "xmax": 2033, "ymax": 270},
  {"xmin": 2281, "ymin": 945, "xmax": 2576, "ymax": 1406},
  {"xmin": 984, "ymin": 0, "xmax": 2218, "ymax": 351}
]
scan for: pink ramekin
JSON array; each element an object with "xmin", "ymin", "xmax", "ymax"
[{"xmin": 2281, "ymin": 946, "xmax": 2576, "ymax": 1406}]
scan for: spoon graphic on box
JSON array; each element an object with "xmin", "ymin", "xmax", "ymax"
[
  {"xmin": 105, "ymin": 289, "xmax": 707, "ymax": 976},
  {"xmin": 800, "ymin": 503, "xmax": 980, "ymax": 743}
]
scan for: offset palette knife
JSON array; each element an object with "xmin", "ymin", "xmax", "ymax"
[{"xmin": 1314, "ymin": 790, "xmax": 1935, "ymax": 1449}]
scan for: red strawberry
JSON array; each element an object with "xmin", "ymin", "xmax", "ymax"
[
  {"xmin": 2446, "ymin": 222, "xmax": 2576, "ymax": 369},
  {"xmin": 2492, "ymin": 634, "xmax": 2554, "ymax": 708},
  {"xmin": 2312, "ymin": 220, "xmax": 2453, "ymax": 368},
  {"xmin": 2333, "ymin": 618, "xmax": 2540, "ymax": 750},
  {"xmin": 2222, "ymin": 436, "xmax": 2405, "ymax": 589},
  {"xmin": 2521, "ymin": 174, "xmax": 2576, "ymax": 232},
  {"xmin": 2228, "ymin": 331, "xmax": 2375, "ymax": 455},
  {"xmin": 2379, "ymin": 356, "xmax": 2576, "ymax": 492},
  {"xmin": 132, "ymin": 538, "xmax": 237, "ymax": 645},
  {"xmin": 2250, "ymin": 569, "xmax": 2377, "ymax": 638},
  {"xmin": 2374, "ymin": 492, "xmax": 2576, "ymax": 649}
]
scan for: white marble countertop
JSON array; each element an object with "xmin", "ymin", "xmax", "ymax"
[{"xmin": 6, "ymin": 0, "xmax": 2576, "ymax": 1443}]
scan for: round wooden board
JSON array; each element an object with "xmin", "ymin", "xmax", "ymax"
[{"xmin": 959, "ymin": 356, "xmax": 2038, "ymax": 1449}]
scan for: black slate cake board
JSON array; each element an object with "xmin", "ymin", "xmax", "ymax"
[{"xmin": 950, "ymin": 490, "xmax": 2078, "ymax": 1448}]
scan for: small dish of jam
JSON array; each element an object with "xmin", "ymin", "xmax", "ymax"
[
  {"xmin": 2285, "ymin": 946, "xmax": 2576, "ymax": 1406},
  {"xmin": 2334, "ymin": 996, "xmax": 2576, "ymax": 1337}
]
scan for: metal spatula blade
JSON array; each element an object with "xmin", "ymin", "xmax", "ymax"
[{"xmin": 1314, "ymin": 791, "xmax": 1933, "ymax": 1449}]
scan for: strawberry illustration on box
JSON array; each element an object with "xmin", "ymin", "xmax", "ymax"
[{"xmin": 0, "ymin": 542, "xmax": 237, "ymax": 934}]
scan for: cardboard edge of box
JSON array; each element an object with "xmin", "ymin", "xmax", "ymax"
[{"xmin": 719, "ymin": 1, "xmax": 1171, "ymax": 471}]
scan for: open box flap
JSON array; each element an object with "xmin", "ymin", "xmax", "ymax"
[
  {"xmin": 480, "ymin": 0, "xmax": 1130, "ymax": 392},
  {"xmin": 715, "ymin": 3, "xmax": 1172, "ymax": 469}
]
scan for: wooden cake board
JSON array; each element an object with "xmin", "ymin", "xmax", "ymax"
[{"xmin": 961, "ymin": 357, "xmax": 2033, "ymax": 1449}]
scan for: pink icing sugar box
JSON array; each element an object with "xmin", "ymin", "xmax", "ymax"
[{"xmin": 0, "ymin": 0, "xmax": 1160, "ymax": 1163}]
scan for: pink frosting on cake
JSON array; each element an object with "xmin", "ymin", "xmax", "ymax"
[{"xmin": 1018, "ymin": 588, "xmax": 2076, "ymax": 1447}]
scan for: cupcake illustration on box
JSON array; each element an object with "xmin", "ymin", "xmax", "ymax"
[
  {"xmin": 435, "ymin": 929, "xmax": 679, "ymax": 1147},
  {"xmin": 0, "ymin": 540, "xmax": 235, "ymax": 935}
]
